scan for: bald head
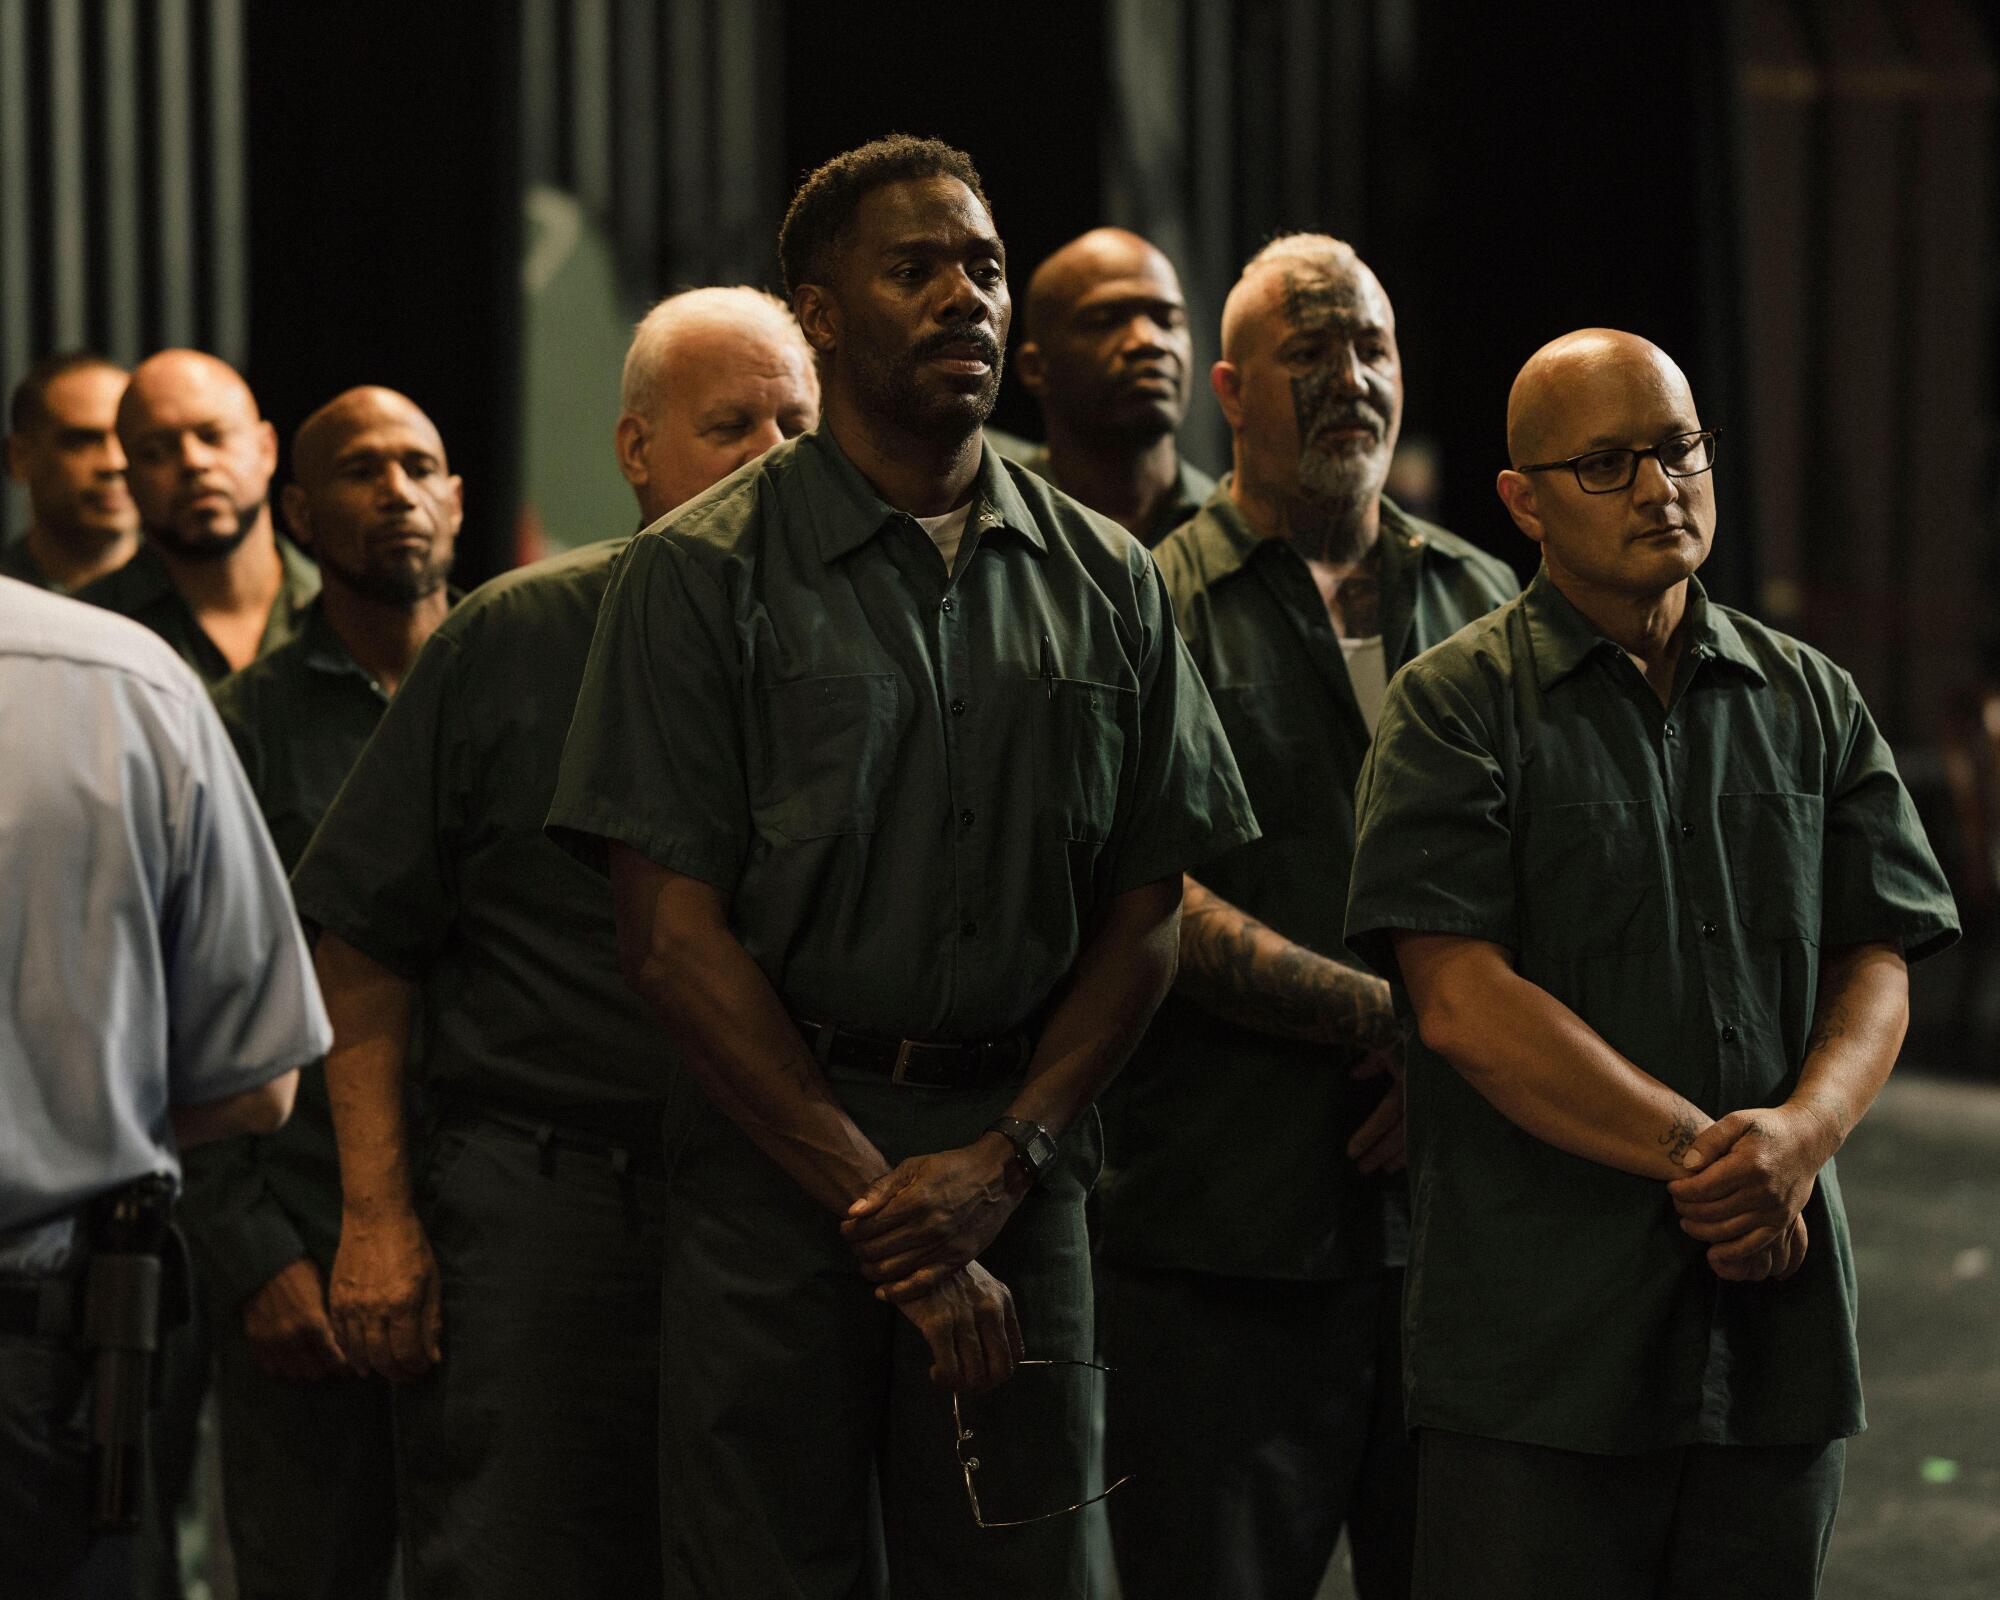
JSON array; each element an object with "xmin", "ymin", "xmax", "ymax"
[
  {"xmin": 293, "ymin": 386, "xmax": 447, "ymax": 487},
  {"xmin": 1023, "ymin": 229, "xmax": 1177, "ymax": 342},
  {"xmin": 1495, "ymin": 328, "xmax": 1715, "ymax": 600},
  {"xmin": 283, "ymin": 385, "xmax": 460, "ymax": 606},
  {"xmin": 117, "ymin": 349, "xmax": 277, "ymax": 560},
  {"xmin": 1505, "ymin": 328, "xmax": 1696, "ymax": 468},
  {"xmin": 1017, "ymin": 227, "xmax": 1193, "ymax": 445},
  {"xmin": 617, "ymin": 287, "xmax": 820, "ymax": 521}
]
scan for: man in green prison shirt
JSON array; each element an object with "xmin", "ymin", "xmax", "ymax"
[
  {"xmin": 184, "ymin": 386, "xmax": 460, "ymax": 1598},
  {"xmin": 1013, "ymin": 227, "xmax": 1216, "ymax": 546},
  {"xmin": 1343, "ymin": 330, "xmax": 1958, "ymax": 1600},
  {"xmin": 1098, "ymin": 233, "xmax": 1518, "ymax": 1600},
  {"xmin": 288, "ymin": 286, "xmax": 819, "ymax": 1600},
  {"xmin": 79, "ymin": 351, "xmax": 320, "ymax": 685},
  {"xmin": 545, "ymin": 136, "xmax": 1255, "ymax": 1600}
]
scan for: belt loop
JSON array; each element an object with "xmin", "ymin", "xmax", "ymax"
[
  {"xmin": 891, "ymin": 1039, "xmax": 916, "ymax": 1086},
  {"xmin": 608, "ymin": 1146, "xmax": 635, "ymax": 1216},
  {"xmin": 532, "ymin": 1122, "xmax": 557, "ymax": 1177}
]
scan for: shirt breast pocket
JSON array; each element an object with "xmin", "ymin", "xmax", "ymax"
[
  {"xmin": 751, "ymin": 672, "xmax": 906, "ymax": 842},
  {"xmin": 1516, "ymin": 798, "xmax": 1666, "ymax": 956},
  {"xmin": 1719, "ymin": 791, "xmax": 1825, "ymax": 943},
  {"xmin": 1037, "ymin": 676, "xmax": 1134, "ymax": 845}
]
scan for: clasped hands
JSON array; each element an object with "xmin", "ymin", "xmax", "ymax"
[
  {"xmin": 1667, "ymin": 1100, "xmax": 1841, "ymax": 1283},
  {"xmin": 841, "ymin": 1137, "xmax": 1027, "ymax": 1392}
]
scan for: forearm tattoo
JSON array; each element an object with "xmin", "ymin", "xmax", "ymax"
[
  {"xmin": 1179, "ymin": 890, "xmax": 1400, "ymax": 1054},
  {"xmin": 1658, "ymin": 1107, "xmax": 1702, "ymax": 1166}
]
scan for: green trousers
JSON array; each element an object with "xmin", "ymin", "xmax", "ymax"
[
  {"xmin": 658, "ymin": 1066, "xmax": 1103, "ymax": 1600},
  {"xmin": 1414, "ymin": 1428, "xmax": 1845, "ymax": 1600}
]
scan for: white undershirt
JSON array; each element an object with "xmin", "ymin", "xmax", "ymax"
[
  {"xmin": 915, "ymin": 503, "xmax": 974, "ymax": 575},
  {"xmin": 1340, "ymin": 633, "xmax": 1388, "ymax": 735}
]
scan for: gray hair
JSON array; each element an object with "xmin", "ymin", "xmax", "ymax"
[{"xmin": 619, "ymin": 286, "xmax": 804, "ymax": 420}]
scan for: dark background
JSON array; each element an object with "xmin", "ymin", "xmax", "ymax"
[{"xmin": 3, "ymin": 0, "xmax": 1996, "ymax": 736}]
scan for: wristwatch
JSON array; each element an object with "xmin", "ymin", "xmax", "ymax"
[{"xmin": 987, "ymin": 1116, "xmax": 1059, "ymax": 1184}]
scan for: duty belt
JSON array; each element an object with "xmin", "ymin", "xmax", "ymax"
[{"xmin": 796, "ymin": 1018, "xmax": 1031, "ymax": 1089}]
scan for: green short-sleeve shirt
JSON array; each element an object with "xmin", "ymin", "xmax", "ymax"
[
  {"xmin": 1099, "ymin": 485, "xmax": 1519, "ymax": 1281},
  {"xmin": 290, "ymin": 540, "xmax": 672, "ymax": 1119},
  {"xmin": 182, "ymin": 600, "xmax": 391, "ymax": 1306},
  {"xmin": 545, "ymin": 427, "xmax": 1257, "ymax": 1042},
  {"xmin": 76, "ymin": 535, "xmax": 321, "ymax": 687},
  {"xmin": 1018, "ymin": 447, "xmax": 1217, "ymax": 549},
  {"xmin": 1344, "ymin": 566, "xmax": 1959, "ymax": 1454}
]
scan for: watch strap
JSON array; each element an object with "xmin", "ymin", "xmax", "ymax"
[{"xmin": 988, "ymin": 1116, "xmax": 1058, "ymax": 1182}]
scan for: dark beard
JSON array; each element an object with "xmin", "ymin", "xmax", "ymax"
[
  {"xmin": 850, "ymin": 331, "xmax": 1004, "ymax": 445},
  {"xmin": 147, "ymin": 499, "xmax": 265, "ymax": 562},
  {"xmin": 322, "ymin": 546, "xmax": 453, "ymax": 606}
]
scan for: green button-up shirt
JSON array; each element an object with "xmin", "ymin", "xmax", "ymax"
[
  {"xmin": 181, "ymin": 600, "xmax": 392, "ymax": 1306},
  {"xmin": 1099, "ymin": 485, "xmax": 1519, "ymax": 1281},
  {"xmin": 546, "ymin": 428, "xmax": 1257, "ymax": 1042},
  {"xmin": 290, "ymin": 540, "xmax": 674, "ymax": 1122},
  {"xmin": 74, "ymin": 534, "xmax": 321, "ymax": 686},
  {"xmin": 1344, "ymin": 567, "xmax": 1959, "ymax": 1454},
  {"xmin": 1018, "ymin": 447, "xmax": 1217, "ymax": 549}
]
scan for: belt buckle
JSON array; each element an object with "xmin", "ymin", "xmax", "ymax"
[{"xmin": 891, "ymin": 1038, "xmax": 917, "ymax": 1086}]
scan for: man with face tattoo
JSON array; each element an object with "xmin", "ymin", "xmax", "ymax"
[
  {"xmin": 1013, "ymin": 228, "xmax": 1215, "ymax": 546},
  {"xmin": 1095, "ymin": 234, "xmax": 1518, "ymax": 1600}
]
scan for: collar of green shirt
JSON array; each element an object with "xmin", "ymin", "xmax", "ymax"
[
  {"xmin": 110, "ymin": 531, "xmax": 322, "ymax": 621},
  {"xmin": 800, "ymin": 426, "xmax": 1049, "ymax": 563},
  {"xmin": 1522, "ymin": 563, "xmax": 1768, "ymax": 691},
  {"xmin": 1181, "ymin": 473, "xmax": 1471, "ymax": 591},
  {"xmin": 295, "ymin": 585, "xmax": 464, "ymax": 687}
]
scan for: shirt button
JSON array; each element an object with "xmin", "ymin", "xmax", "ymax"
[
  {"xmin": 1663, "ymin": 721, "xmax": 1678, "ymax": 739},
  {"xmin": 1681, "ymin": 822, "xmax": 1695, "ymax": 840},
  {"xmin": 1720, "ymin": 1024, "xmax": 1738, "ymax": 1044},
  {"xmin": 959, "ymin": 809, "xmax": 975, "ymax": 827},
  {"xmin": 961, "ymin": 919, "xmax": 978, "ymax": 937},
  {"xmin": 940, "ymin": 597, "xmax": 955, "ymax": 615},
  {"xmin": 1701, "ymin": 921, "xmax": 1717, "ymax": 938},
  {"xmin": 950, "ymin": 698, "xmax": 966, "ymax": 715}
]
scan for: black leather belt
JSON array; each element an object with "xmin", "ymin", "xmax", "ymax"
[
  {"xmin": 0, "ymin": 1275, "xmax": 77, "ymax": 1339},
  {"xmin": 436, "ymin": 1101, "xmax": 670, "ymax": 1180},
  {"xmin": 797, "ymin": 1019, "xmax": 1031, "ymax": 1089}
]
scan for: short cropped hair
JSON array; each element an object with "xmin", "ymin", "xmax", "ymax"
[
  {"xmin": 9, "ymin": 351, "xmax": 126, "ymax": 435},
  {"xmin": 1221, "ymin": 233, "xmax": 1369, "ymax": 360},
  {"xmin": 619, "ymin": 286, "xmax": 803, "ymax": 422},
  {"xmin": 1241, "ymin": 232, "xmax": 1360, "ymax": 280},
  {"xmin": 778, "ymin": 135, "xmax": 991, "ymax": 298}
]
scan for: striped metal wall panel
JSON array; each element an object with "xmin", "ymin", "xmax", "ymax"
[{"xmin": 0, "ymin": 0, "xmax": 247, "ymax": 544}]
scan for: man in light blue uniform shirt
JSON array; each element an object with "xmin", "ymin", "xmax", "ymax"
[{"xmin": 0, "ymin": 577, "xmax": 328, "ymax": 1598}]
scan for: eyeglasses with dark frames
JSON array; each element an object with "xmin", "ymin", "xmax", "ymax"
[
  {"xmin": 1515, "ymin": 428, "xmax": 1721, "ymax": 495},
  {"xmin": 951, "ymin": 1358, "xmax": 1133, "ymax": 1530}
]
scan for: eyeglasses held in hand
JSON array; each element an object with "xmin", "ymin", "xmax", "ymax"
[
  {"xmin": 1515, "ymin": 428, "xmax": 1721, "ymax": 494},
  {"xmin": 951, "ymin": 1357, "xmax": 1133, "ymax": 1530}
]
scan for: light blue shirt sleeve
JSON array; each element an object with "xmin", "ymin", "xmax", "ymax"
[{"xmin": 0, "ymin": 583, "xmax": 330, "ymax": 1233}]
